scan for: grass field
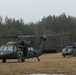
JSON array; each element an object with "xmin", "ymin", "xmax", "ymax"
[{"xmin": 0, "ymin": 53, "xmax": 76, "ymax": 75}]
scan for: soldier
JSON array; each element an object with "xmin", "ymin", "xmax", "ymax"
[
  {"xmin": 73, "ymin": 46, "xmax": 76, "ymax": 57},
  {"xmin": 17, "ymin": 47, "xmax": 23, "ymax": 62}
]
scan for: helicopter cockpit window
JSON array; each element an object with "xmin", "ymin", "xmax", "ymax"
[
  {"xmin": 3, "ymin": 46, "xmax": 7, "ymax": 51},
  {"xmin": 7, "ymin": 46, "xmax": 13, "ymax": 52},
  {"xmin": 0, "ymin": 46, "xmax": 4, "ymax": 51},
  {"xmin": 62, "ymin": 47, "xmax": 73, "ymax": 53},
  {"xmin": 67, "ymin": 48, "xmax": 73, "ymax": 52},
  {"xmin": 1, "ymin": 45, "xmax": 14, "ymax": 52}
]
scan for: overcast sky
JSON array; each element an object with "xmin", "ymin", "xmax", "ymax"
[{"xmin": 0, "ymin": 0, "xmax": 76, "ymax": 23}]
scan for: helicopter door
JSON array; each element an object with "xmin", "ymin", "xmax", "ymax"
[{"xmin": 22, "ymin": 47, "xmax": 27, "ymax": 57}]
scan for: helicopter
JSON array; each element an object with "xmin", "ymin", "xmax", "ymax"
[
  {"xmin": 0, "ymin": 35, "xmax": 50, "ymax": 63},
  {"xmin": 62, "ymin": 43, "xmax": 76, "ymax": 57},
  {"xmin": 0, "ymin": 33, "xmax": 70, "ymax": 62}
]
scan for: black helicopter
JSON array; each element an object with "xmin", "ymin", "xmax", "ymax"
[
  {"xmin": 0, "ymin": 35, "xmax": 50, "ymax": 63},
  {"xmin": 62, "ymin": 43, "xmax": 76, "ymax": 57}
]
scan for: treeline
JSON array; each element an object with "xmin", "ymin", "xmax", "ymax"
[{"xmin": 0, "ymin": 13, "xmax": 76, "ymax": 51}]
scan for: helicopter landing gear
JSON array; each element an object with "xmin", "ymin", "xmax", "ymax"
[
  {"xmin": 37, "ymin": 57, "xmax": 40, "ymax": 61},
  {"xmin": 62, "ymin": 54, "xmax": 65, "ymax": 57},
  {"xmin": 2, "ymin": 58, "xmax": 6, "ymax": 63},
  {"xmin": 73, "ymin": 54, "xmax": 76, "ymax": 57}
]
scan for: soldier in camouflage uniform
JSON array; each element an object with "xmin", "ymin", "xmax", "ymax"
[
  {"xmin": 17, "ymin": 48, "xmax": 23, "ymax": 62},
  {"xmin": 73, "ymin": 46, "xmax": 76, "ymax": 57}
]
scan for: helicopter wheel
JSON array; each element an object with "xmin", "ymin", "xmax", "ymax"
[
  {"xmin": 73, "ymin": 54, "xmax": 75, "ymax": 57},
  {"xmin": 63, "ymin": 55, "xmax": 65, "ymax": 57},
  {"xmin": 2, "ymin": 59, "xmax": 6, "ymax": 63}
]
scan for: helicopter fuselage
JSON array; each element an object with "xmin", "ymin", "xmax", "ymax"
[{"xmin": 0, "ymin": 43, "xmax": 42, "ymax": 62}]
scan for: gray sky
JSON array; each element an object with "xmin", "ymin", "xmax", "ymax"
[{"xmin": 0, "ymin": 0, "xmax": 76, "ymax": 23}]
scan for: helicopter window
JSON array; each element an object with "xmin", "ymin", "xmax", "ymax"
[
  {"xmin": 0, "ymin": 46, "xmax": 4, "ymax": 51},
  {"xmin": 7, "ymin": 46, "xmax": 13, "ymax": 52},
  {"xmin": 1, "ymin": 45, "xmax": 14, "ymax": 52},
  {"xmin": 28, "ymin": 48, "xmax": 31, "ymax": 51},
  {"xmin": 67, "ymin": 48, "xmax": 73, "ymax": 52},
  {"xmin": 31, "ymin": 47, "xmax": 33, "ymax": 51},
  {"xmin": 62, "ymin": 48, "xmax": 66, "ymax": 51},
  {"xmin": 3, "ymin": 46, "xmax": 7, "ymax": 51},
  {"xmin": 62, "ymin": 47, "xmax": 73, "ymax": 53},
  {"xmin": 28, "ymin": 47, "xmax": 33, "ymax": 51}
]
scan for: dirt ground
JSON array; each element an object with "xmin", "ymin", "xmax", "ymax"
[{"xmin": 0, "ymin": 53, "xmax": 76, "ymax": 75}]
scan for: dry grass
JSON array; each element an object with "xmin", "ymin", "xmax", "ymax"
[{"xmin": 0, "ymin": 53, "xmax": 76, "ymax": 75}]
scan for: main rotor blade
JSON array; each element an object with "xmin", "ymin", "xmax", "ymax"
[
  {"xmin": 18, "ymin": 35, "xmax": 54, "ymax": 38},
  {"xmin": 0, "ymin": 36, "xmax": 17, "ymax": 38},
  {"xmin": 18, "ymin": 35, "xmax": 42, "ymax": 38},
  {"xmin": 0, "ymin": 33, "xmax": 70, "ymax": 38}
]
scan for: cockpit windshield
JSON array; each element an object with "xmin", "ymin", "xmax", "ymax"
[
  {"xmin": 62, "ymin": 47, "xmax": 73, "ymax": 53},
  {"xmin": 0, "ymin": 45, "xmax": 14, "ymax": 52},
  {"xmin": 7, "ymin": 46, "xmax": 13, "ymax": 52},
  {"xmin": 0, "ymin": 45, "xmax": 5, "ymax": 51}
]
